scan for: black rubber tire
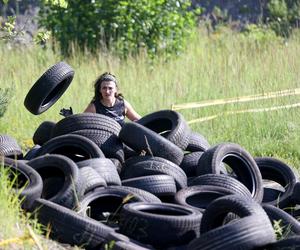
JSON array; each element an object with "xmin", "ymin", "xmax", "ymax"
[
  {"xmin": 123, "ymin": 144, "xmax": 139, "ymax": 160},
  {"xmin": 71, "ymin": 129, "xmax": 124, "ymax": 163},
  {"xmin": 119, "ymin": 186, "xmax": 161, "ymax": 203},
  {"xmin": 261, "ymin": 236, "xmax": 300, "ymax": 250},
  {"xmin": 197, "ymin": 142, "xmax": 263, "ymax": 203},
  {"xmin": 262, "ymin": 180, "xmax": 285, "ymax": 204},
  {"xmin": 77, "ymin": 158, "xmax": 121, "ymax": 186},
  {"xmin": 186, "ymin": 131, "xmax": 210, "ymax": 152},
  {"xmin": 52, "ymin": 113, "xmax": 121, "ymax": 137},
  {"xmin": 119, "ymin": 202, "xmax": 201, "ymax": 248},
  {"xmin": 24, "ymin": 62, "xmax": 74, "ymax": 115},
  {"xmin": 188, "ymin": 195, "xmax": 276, "ymax": 250},
  {"xmin": 174, "ymin": 185, "xmax": 239, "ymax": 213},
  {"xmin": 1, "ymin": 157, "xmax": 43, "ymax": 211},
  {"xmin": 27, "ymin": 154, "xmax": 81, "ymax": 209},
  {"xmin": 36, "ymin": 134, "xmax": 105, "ymax": 162},
  {"xmin": 188, "ymin": 215, "xmax": 276, "ymax": 250},
  {"xmin": 292, "ymin": 182, "xmax": 300, "ymax": 205},
  {"xmin": 188, "ymin": 174, "xmax": 252, "ymax": 198},
  {"xmin": 121, "ymin": 156, "xmax": 187, "ymax": 191},
  {"xmin": 119, "ymin": 122, "xmax": 184, "ymax": 165},
  {"xmin": 0, "ymin": 134, "xmax": 23, "ymax": 158},
  {"xmin": 255, "ymin": 156, "xmax": 298, "ymax": 208},
  {"xmin": 109, "ymin": 240, "xmax": 153, "ymax": 250},
  {"xmin": 109, "ymin": 158, "xmax": 123, "ymax": 174},
  {"xmin": 200, "ymin": 195, "xmax": 273, "ymax": 233},
  {"xmin": 137, "ymin": 109, "xmax": 190, "ymax": 150},
  {"xmin": 180, "ymin": 151, "xmax": 204, "ymax": 177},
  {"xmin": 31, "ymin": 198, "xmax": 114, "ymax": 249},
  {"xmin": 263, "ymin": 204, "xmax": 300, "ymax": 235},
  {"xmin": 33, "ymin": 120, "xmax": 56, "ymax": 145},
  {"xmin": 78, "ymin": 186, "xmax": 155, "ymax": 228},
  {"xmin": 78, "ymin": 166, "xmax": 107, "ymax": 195},
  {"xmin": 122, "ymin": 175, "xmax": 177, "ymax": 197},
  {"xmin": 104, "ymin": 231, "xmax": 156, "ymax": 250},
  {"xmin": 23, "ymin": 144, "xmax": 41, "ymax": 160}
]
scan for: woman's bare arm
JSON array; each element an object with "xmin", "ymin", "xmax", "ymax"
[
  {"xmin": 124, "ymin": 100, "xmax": 141, "ymax": 121},
  {"xmin": 84, "ymin": 103, "xmax": 96, "ymax": 113}
]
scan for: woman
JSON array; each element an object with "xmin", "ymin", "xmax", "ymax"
[{"xmin": 84, "ymin": 72, "xmax": 141, "ymax": 126}]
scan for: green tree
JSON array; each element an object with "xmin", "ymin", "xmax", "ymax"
[{"xmin": 39, "ymin": 0, "xmax": 199, "ymax": 57}]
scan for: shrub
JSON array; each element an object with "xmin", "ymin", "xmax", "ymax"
[
  {"xmin": 39, "ymin": 0, "xmax": 200, "ymax": 58},
  {"xmin": 0, "ymin": 88, "xmax": 12, "ymax": 118},
  {"xmin": 266, "ymin": 0, "xmax": 300, "ymax": 37}
]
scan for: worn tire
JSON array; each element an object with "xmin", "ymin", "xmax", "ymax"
[
  {"xmin": 77, "ymin": 158, "xmax": 121, "ymax": 186},
  {"xmin": 180, "ymin": 151, "xmax": 204, "ymax": 177},
  {"xmin": 1, "ymin": 157, "xmax": 43, "ymax": 211},
  {"xmin": 122, "ymin": 175, "xmax": 177, "ymax": 197},
  {"xmin": 197, "ymin": 142, "xmax": 263, "ymax": 203},
  {"xmin": 255, "ymin": 156, "xmax": 297, "ymax": 208},
  {"xmin": 0, "ymin": 134, "xmax": 23, "ymax": 159},
  {"xmin": 24, "ymin": 62, "xmax": 74, "ymax": 115},
  {"xmin": 78, "ymin": 166, "xmax": 107, "ymax": 195},
  {"xmin": 175, "ymin": 185, "xmax": 238, "ymax": 213},
  {"xmin": 71, "ymin": 129, "xmax": 124, "ymax": 163},
  {"xmin": 33, "ymin": 121, "xmax": 56, "ymax": 145},
  {"xmin": 27, "ymin": 154, "xmax": 81, "ymax": 209},
  {"xmin": 52, "ymin": 113, "xmax": 121, "ymax": 137},
  {"xmin": 263, "ymin": 204, "xmax": 300, "ymax": 236},
  {"xmin": 31, "ymin": 198, "xmax": 114, "ymax": 249},
  {"xmin": 119, "ymin": 122, "xmax": 184, "ymax": 165},
  {"xmin": 119, "ymin": 202, "xmax": 201, "ymax": 248},
  {"xmin": 188, "ymin": 195, "xmax": 276, "ymax": 250},
  {"xmin": 36, "ymin": 134, "xmax": 105, "ymax": 162},
  {"xmin": 137, "ymin": 110, "xmax": 190, "ymax": 150},
  {"xmin": 188, "ymin": 174, "xmax": 252, "ymax": 198},
  {"xmin": 186, "ymin": 131, "xmax": 210, "ymax": 152},
  {"xmin": 121, "ymin": 156, "xmax": 187, "ymax": 191}
]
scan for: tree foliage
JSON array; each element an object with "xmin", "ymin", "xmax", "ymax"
[
  {"xmin": 39, "ymin": 0, "xmax": 199, "ymax": 57},
  {"xmin": 266, "ymin": 0, "xmax": 300, "ymax": 37}
]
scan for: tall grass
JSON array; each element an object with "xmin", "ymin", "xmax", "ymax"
[
  {"xmin": 0, "ymin": 167, "xmax": 42, "ymax": 249},
  {"xmin": 0, "ymin": 27, "xmax": 300, "ymax": 168}
]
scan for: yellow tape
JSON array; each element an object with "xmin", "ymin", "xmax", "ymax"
[
  {"xmin": 172, "ymin": 88, "xmax": 300, "ymax": 111},
  {"xmin": 187, "ymin": 102, "xmax": 300, "ymax": 125}
]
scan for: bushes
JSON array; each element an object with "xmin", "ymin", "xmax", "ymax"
[
  {"xmin": 266, "ymin": 0, "xmax": 300, "ymax": 37},
  {"xmin": 0, "ymin": 88, "xmax": 12, "ymax": 118},
  {"xmin": 39, "ymin": 0, "xmax": 199, "ymax": 58}
]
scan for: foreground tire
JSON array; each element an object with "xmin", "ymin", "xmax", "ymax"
[
  {"xmin": 119, "ymin": 202, "xmax": 201, "ymax": 248},
  {"xmin": 188, "ymin": 195, "xmax": 276, "ymax": 250},
  {"xmin": 24, "ymin": 62, "xmax": 74, "ymax": 115},
  {"xmin": 255, "ymin": 156, "xmax": 297, "ymax": 208},
  {"xmin": 1, "ymin": 157, "xmax": 43, "ymax": 211},
  {"xmin": 32, "ymin": 198, "xmax": 114, "ymax": 249},
  {"xmin": 197, "ymin": 142, "xmax": 263, "ymax": 202},
  {"xmin": 27, "ymin": 154, "xmax": 80, "ymax": 209}
]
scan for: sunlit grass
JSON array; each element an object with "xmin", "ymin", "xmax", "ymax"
[{"xmin": 0, "ymin": 26, "xmax": 299, "ymax": 168}]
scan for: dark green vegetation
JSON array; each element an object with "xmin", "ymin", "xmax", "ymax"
[{"xmin": 39, "ymin": 0, "xmax": 199, "ymax": 57}]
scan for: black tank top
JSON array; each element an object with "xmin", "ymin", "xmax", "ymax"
[{"xmin": 93, "ymin": 98, "xmax": 125, "ymax": 126}]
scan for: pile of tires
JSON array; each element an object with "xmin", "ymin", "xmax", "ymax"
[
  {"xmin": 2, "ymin": 108, "xmax": 300, "ymax": 250},
  {"xmin": 1, "ymin": 62, "xmax": 300, "ymax": 249}
]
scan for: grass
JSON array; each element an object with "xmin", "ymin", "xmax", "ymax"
[
  {"xmin": 0, "ymin": 26, "xmax": 300, "ymax": 246},
  {"xmin": 1, "ymin": 27, "xmax": 299, "ymax": 167},
  {"xmin": 0, "ymin": 167, "xmax": 42, "ymax": 249}
]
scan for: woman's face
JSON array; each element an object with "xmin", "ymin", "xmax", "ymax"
[{"xmin": 99, "ymin": 80, "xmax": 117, "ymax": 100}]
